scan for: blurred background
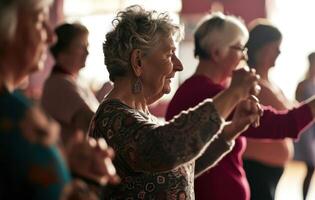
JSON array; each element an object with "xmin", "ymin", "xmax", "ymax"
[{"xmin": 26, "ymin": 1, "xmax": 315, "ymax": 199}]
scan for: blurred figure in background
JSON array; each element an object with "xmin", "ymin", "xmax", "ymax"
[
  {"xmin": 0, "ymin": 1, "xmax": 118, "ymax": 199},
  {"xmin": 42, "ymin": 23, "xmax": 99, "ymax": 144},
  {"xmin": 294, "ymin": 52, "xmax": 315, "ymax": 200},
  {"xmin": 243, "ymin": 19, "xmax": 294, "ymax": 200},
  {"xmin": 0, "ymin": 0, "xmax": 70, "ymax": 199},
  {"xmin": 166, "ymin": 12, "xmax": 315, "ymax": 200},
  {"xmin": 95, "ymin": 80, "xmax": 113, "ymax": 102}
]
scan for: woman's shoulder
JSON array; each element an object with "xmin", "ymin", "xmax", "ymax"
[
  {"xmin": 95, "ymin": 99, "xmax": 141, "ymax": 122},
  {"xmin": 99, "ymin": 99, "xmax": 131, "ymax": 112},
  {"xmin": 96, "ymin": 99, "xmax": 153, "ymax": 126},
  {"xmin": 45, "ymin": 73, "xmax": 75, "ymax": 88}
]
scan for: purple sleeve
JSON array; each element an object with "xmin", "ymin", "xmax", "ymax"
[{"xmin": 243, "ymin": 103, "xmax": 314, "ymax": 139}]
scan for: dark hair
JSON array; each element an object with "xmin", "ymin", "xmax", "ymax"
[
  {"xmin": 50, "ymin": 23, "xmax": 89, "ymax": 59},
  {"xmin": 308, "ymin": 52, "xmax": 315, "ymax": 64},
  {"xmin": 246, "ymin": 20, "xmax": 282, "ymax": 67}
]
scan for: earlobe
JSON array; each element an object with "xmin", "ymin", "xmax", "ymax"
[{"xmin": 130, "ymin": 49, "xmax": 142, "ymax": 76}]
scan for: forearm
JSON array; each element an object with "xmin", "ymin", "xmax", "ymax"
[
  {"xmin": 195, "ymin": 135, "xmax": 234, "ymax": 177},
  {"xmin": 305, "ymin": 95, "xmax": 315, "ymax": 118},
  {"xmin": 244, "ymin": 104, "xmax": 313, "ymax": 139},
  {"xmin": 135, "ymin": 99, "xmax": 224, "ymax": 172}
]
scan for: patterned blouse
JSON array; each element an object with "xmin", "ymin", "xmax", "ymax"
[{"xmin": 89, "ymin": 99, "xmax": 233, "ymax": 199}]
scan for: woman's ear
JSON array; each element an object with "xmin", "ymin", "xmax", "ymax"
[
  {"xmin": 130, "ymin": 49, "xmax": 143, "ymax": 76},
  {"xmin": 210, "ymin": 47, "xmax": 223, "ymax": 63}
]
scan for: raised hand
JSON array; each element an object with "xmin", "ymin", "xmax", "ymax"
[
  {"xmin": 212, "ymin": 68, "xmax": 261, "ymax": 119},
  {"xmin": 230, "ymin": 68, "xmax": 261, "ymax": 100},
  {"xmin": 221, "ymin": 95, "xmax": 263, "ymax": 141}
]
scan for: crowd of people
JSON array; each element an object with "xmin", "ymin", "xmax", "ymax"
[{"xmin": 1, "ymin": 1, "xmax": 315, "ymax": 199}]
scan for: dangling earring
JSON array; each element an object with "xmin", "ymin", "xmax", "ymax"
[{"xmin": 132, "ymin": 77, "xmax": 142, "ymax": 94}]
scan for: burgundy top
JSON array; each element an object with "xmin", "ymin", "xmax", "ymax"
[{"xmin": 166, "ymin": 75, "xmax": 314, "ymax": 200}]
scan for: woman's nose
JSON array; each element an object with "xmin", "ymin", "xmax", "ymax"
[
  {"xmin": 172, "ymin": 54, "xmax": 183, "ymax": 72},
  {"xmin": 45, "ymin": 22, "xmax": 56, "ymax": 45},
  {"xmin": 242, "ymin": 51, "xmax": 248, "ymax": 61}
]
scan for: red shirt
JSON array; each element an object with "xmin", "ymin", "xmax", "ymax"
[{"xmin": 166, "ymin": 75, "xmax": 313, "ymax": 200}]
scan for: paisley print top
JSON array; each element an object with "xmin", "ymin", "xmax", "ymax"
[{"xmin": 89, "ymin": 99, "xmax": 233, "ymax": 199}]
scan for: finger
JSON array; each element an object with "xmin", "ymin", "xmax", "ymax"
[
  {"xmin": 99, "ymin": 176, "xmax": 109, "ymax": 185},
  {"xmin": 250, "ymin": 83, "xmax": 261, "ymax": 96},
  {"xmin": 257, "ymin": 103, "xmax": 264, "ymax": 116},
  {"xmin": 248, "ymin": 95, "xmax": 259, "ymax": 103},
  {"xmin": 104, "ymin": 157, "xmax": 116, "ymax": 176},
  {"xmin": 252, "ymin": 116, "xmax": 260, "ymax": 128},
  {"xmin": 97, "ymin": 138, "xmax": 108, "ymax": 149},
  {"xmin": 88, "ymin": 138, "xmax": 97, "ymax": 147},
  {"xmin": 250, "ymin": 68, "xmax": 256, "ymax": 74},
  {"xmin": 256, "ymin": 74, "xmax": 260, "ymax": 80},
  {"xmin": 90, "ymin": 157, "xmax": 119, "ymax": 185},
  {"xmin": 242, "ymin": 65, "xmax": 250, "ymax": 72},
  {"xmin": 105, "ymin": 147, "xmax": 115, "ymax": 159},
  {"xmin": 108, "ymin": 174, "xmax": 121, "ymax": 185},
  {"xmin": 250, "ymin": 109, "xmax": 261, "ymax": 127},
  {"xmin": 94, "ymin": 142, "xmax": 115, "ymax": 159}
]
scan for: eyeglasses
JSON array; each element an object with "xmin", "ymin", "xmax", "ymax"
[{"xmin": 230, "ymin": 45, "xmax": 248, "ymax": 54}]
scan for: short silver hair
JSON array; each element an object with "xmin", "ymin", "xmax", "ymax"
[
  {"xmin": 194, "ymin": 12, "xmax": 248, "ymax": 59},
  {"xmin": 103, "ymin": 5, "xmax": 183, "ymax": 81},
  {"xmin": 0, "ymin": 0, "xmax": 52, "ymax": 43}
]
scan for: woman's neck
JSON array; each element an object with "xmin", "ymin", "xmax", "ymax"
[
  {"xmin": 54, "ymin": 61, "xmax": 79, "ymax": 78},
  {"xmin": 107, "ymin": 78, "xmax": 149, "ymax": 114},
  {"xmin": 254, "ymin": 65, "xmax": 269, "ymax": 81},
  {"xmin": 195, "ymin": 59, "xmax": 228, "ymax": 84}
]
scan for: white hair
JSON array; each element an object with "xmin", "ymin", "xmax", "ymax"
[
  {"xmin": 194, "ymin": 12, "xmax": 249, "ymax": 59},
  {"xmin": 0, "ymin": 0, "xmax": 52, "ymax": 43}
]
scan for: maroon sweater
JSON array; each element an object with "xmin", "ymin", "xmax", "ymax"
[{"xmin": 165, "ymin": 75, "xmax": 313, "ymax": 200}]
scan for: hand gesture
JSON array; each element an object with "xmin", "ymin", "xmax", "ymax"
[
  {"xmin": 230, "ymin": 68, "xmax": 261, "ymax": 100},
  {"xmin": 65, "ymin": 131, "xmax": 120, "ymax": 186},
  {"xmin": 20, "ymin": 106, "xmax": 60, "ymax": 146},
  {"xmin": 221, "ymin": 95, "xmax": 263, "ymax": 141}
]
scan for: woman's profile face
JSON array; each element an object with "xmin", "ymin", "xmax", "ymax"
[
  {"xmin": 140, "ymin": 36, "xmax": 183, "ymax": 99},
  {"xmin": 63, "ymin": 33, "xmax": 89, "ymax": 72},
  {"xmin": 14, "ymin": 5, "xmax": 54, "ymax": 75},
  {"xmin": 220, "ymin": 40, "xmax": 248, "ymax": 78},
  {"xmin": 259, "ymin": 39, "xmax": 281, "ymax": 69}
]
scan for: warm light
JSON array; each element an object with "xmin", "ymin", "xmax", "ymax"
[
  {"xmin": 267, "ymin": 0, "xmax": 315, "ymax": 101},
  {"xmin": 64, "ymin": 0, "xmax": 182, "ymax": 95}
]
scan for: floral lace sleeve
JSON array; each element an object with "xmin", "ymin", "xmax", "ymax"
[{"xmin": 89, "ymin": 98, "xmax": 224, "ymax": 173}]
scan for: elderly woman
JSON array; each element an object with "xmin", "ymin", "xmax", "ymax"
[
  {"xmin": 0, "ymin": 0, "xmax": 118, "ymax": 199},
  {"xmin": 42, "ymin": 23, "xmax": 99, "ymax": 143},
  {"xmin": 243, "ymin": 20, "xmax": 295, "ymax": 200},
  {"xmin": 89, "ymin": 5, "xmax": 261, "ymax": 199},
  {"xmin": 166, "ymin": 12, "xmax": 315, "ymax": 200}
]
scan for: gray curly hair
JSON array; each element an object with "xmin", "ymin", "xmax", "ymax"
[{"xmin": 103, "ymin": 5, "xmax": 182, "ymax": 82}]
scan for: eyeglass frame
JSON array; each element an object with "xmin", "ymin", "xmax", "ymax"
[{"xmin": 229, "ymin": 45, "xmax": 248, "ymax": 54}]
